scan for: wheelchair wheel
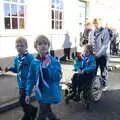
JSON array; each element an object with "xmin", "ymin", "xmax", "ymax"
[{"xmin": 90, "ymin": 75, "xmax": 102, "ymax": 102}]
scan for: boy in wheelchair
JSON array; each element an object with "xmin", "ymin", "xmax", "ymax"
[{"xmin": 65, "ymin": 44, "xmax": 96, "ymax": 103}]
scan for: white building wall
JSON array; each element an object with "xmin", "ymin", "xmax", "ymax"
[
  {"xmin": 88, "ymin": 0, "xmax": 120, "ymax": 31},
  {"xmin": 49, "ymin": 0, "xmax": 82, "ymax": 51},
  {"xmin": 0, "ymin": 0, "xmax": 86, "ymax": 58},
  {"xmin": 64, "ymin": 0, "xmax": 86, "ymax": 49},
  {"xmin": 2, "ymin": 0, "xmax": 120, "ymax": 58},
  {"xmin": 0, "ymin": 0, "xmax": 50, "ymax": 58}
]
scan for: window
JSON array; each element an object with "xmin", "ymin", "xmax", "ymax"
[
  {"xmin": 4, "ymin": 0, "xmax": 25, "ymax": 29},
  {"xmin": 50, "ymin": 0, "xmax": 64, "ymax": 30}
]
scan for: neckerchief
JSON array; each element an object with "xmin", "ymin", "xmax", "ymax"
[
  {"xmin": 36, "ymin": 54, "xmax": 46, "ymax": 61},
  {"xmin": 94, "ymin": 27, "xmax": 104, "ymax": 39},
  {"xmin": 93, "ymin": 27, "xmax": 104, "ymax": 53},
  {"xmin": 35, "ymin": 55, "xmax": 50, "ymax": 97},
  {"xmin": 80, "ymin": 55, "xmax": 89, "ymax": 70},
  {"xmin": 18, "ymin": 50, "xmax": 28, "ymax": 83}
]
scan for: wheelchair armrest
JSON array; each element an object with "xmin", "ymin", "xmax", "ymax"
[{"xmin": 60, "ymin": 81, "xmax": 72, "ymax": 87}]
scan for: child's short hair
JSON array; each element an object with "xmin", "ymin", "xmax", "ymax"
[
  {"xmin": 85, "ymin": 22, "xmax": 91, "ymax": 27},
  {"xmin": 85, "ymin": 44, "xmax": 94, "ymax": 54},
  {"xmin": 34, "ymin": 35, "xmax": 50, "ymax": 49},
  {"xmin": 16, "ymin": 36, "xmax": 28, "ymax": 48},
  {"xmin": 93, "ymin": 18, "xmax": 102, "ymax": 24}
]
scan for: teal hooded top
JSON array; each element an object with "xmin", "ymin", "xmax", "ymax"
[{"xmin": 26, "ymin": 55, "xmax": 62, "ymax": 104}]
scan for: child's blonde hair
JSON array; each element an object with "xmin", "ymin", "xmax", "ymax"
[
  {"xmin": 34, "ymin": 35, "xmax": 50, "ymax": 49},
  {"xmin": 85, "ymin": 44, "xmax": 94, "ymax": 54},
  {"xmin": 16, "ymin": 36, "xmax": 28, "ymax": 48}
]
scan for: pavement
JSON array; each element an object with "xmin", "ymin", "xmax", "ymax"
[{"xmin": 0, "ymin": 55, "xmax": 120, "ymax": 118}]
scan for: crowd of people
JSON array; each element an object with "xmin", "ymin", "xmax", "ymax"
[
  {"xmin": 0, "ymin": 17, "xmax": 119, "ymax": 120},
  {"xmin": 82, "ymin": 19, "xmax": 119, "ymax": 56}
]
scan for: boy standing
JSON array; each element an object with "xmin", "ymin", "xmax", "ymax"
[
  {"xmin": 89, "ymin": 18, "xmax": 110, "ymax": 91},
  {"xmin": 5, "ymin": 37, "xmax": 37, "ymax": 120},
  {"xmin": 25, "ymin": 35, "xmax": 62, "ymax": 120}
]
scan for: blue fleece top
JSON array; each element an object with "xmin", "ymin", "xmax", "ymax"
[
  {"xmin": 74, "ymin": 55, "xmax": 96, "ymax": 72},
  {"xmin": 9, "ymin": 53, "xmax": 34, "ymax": 88}
]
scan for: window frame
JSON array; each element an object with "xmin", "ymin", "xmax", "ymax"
[
  {"xmin": 50, "ymin": 0, "xmax": 64, "ymax": 30},
  {"xmin": 3, "ymin": 0, "xmax": 26, "ymax": 30}
]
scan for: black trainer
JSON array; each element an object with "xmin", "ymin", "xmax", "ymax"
[
  {"xmin": 31, "ymin": 107, "xmax": 38, "ymax": 120},
  {"xmin": 21, "ymin": 114, "xmax": 31, "ymax": 120}
]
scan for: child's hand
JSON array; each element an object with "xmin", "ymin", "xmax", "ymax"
[
  {"xmin": 78, "ymin": 70, "xmax": 83, "ymax": 73},
  {"xmin": 4, "ymin": 67, "xmax": 9, "ymax": 72},
  {"xmin": 25, "ymin": 96, "xmax": 30, "ymax": 104}
]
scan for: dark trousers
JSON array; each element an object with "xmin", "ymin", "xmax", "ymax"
[
  {"xmin": 64, "ymin": 48, "xmax": 71, "ymax": 59},
  {"xmin": 19, "ymin": 88, "xmax": 37, "ymax": 119},
  {"xmin": 96, "ymin": 56, "xmax": 108, "ymax": 86},
  {"xmin": 71, "ymin": 72, "xmax": 94, "ymax": 100},
  {"xmin": 37, "ymin": 102, "xmax": 58, "ymax": 120},
  {"xmin": 72, "ymin": 72, "xmax": 94, "ymax": 93}
]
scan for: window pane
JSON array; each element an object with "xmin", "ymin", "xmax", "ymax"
[
  {"xmin": 60, "ymin": 21, "xmax": 62, "ymax": 29},
  {"xmin": 56, "ymin": 0, "xmax": 64, "ymax": 9},
  {"xmin": 19, "ymin": 18, "xmax": 24, "ymax": 29},
  {"xmin": 12, "ymin": 0, "xmax": 17, "ymax": 2},
  {"xmin": 11, "ymin": 4, "xmax": 17, "ymax": 16},
  {"xmin": 59, "ymin": 12, "xmax": 62, "ymax": 20},
  {"xmin": 55, "ymin": 11, "xmax": 58, "ymax": 19},
  {"xmin": 56, "ymin": 0, "xmax": 60, "ymax": 4},
  {"xmin": 51, "ymin": 10, "xmax": 54, "ymax": 19},
  {"xmin": 4, "ymin": 3, "xmax": 10, "ymax": 16},
  {"xmin": 19, "ymin": 0, "xmax": 24, "ymax": 3},
  {"xmin": 12, "ymin": 18, "xmax": 18, "ymax": 29},
  {"xmin": 4, "ymin": 0, "xmax": 11, "ymax": 1},
  {"xmin": 51, "ymin": 4, "xmax": 55, "ymax": 8},
  {"xmin": 4, "ymin": 17, "xmax": 11, "ymax": 29},
  {"xmin": 19, "ymin": 5, "xmax": 24, "ymax": 17},
  {"xmin": 52, "ymin": 20, "xmax": 54, "ymax": 29},
  {"xmin": 55, "ymin": 21, "xmax": 58, "ymax": 29},
  {"xmin": 59, "ymin": 1, "xmax": 64, "ymax": 9},
  {"xmin": 56, "ymin": 0, "xmax": 60, "ymax": 9},
  {"xmin": 51, "ymin": 0, "xmax": 55, "ymax": 8},
  {"xmin": 51, "ymin": 0, "xmax": 55, "ymax": 4}
]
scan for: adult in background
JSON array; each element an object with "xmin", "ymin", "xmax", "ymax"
[
  {"xmin": 63, "ymin": 32, "xmax": 72, "ymax": 60},
  {"xmin": 89, "ymin": 18, "xmax": 110, "ymax": 91},
  {"xmin": 82, "ymin": 22, "xmax": 92, "ymax": 45},
  {"xmin": 110, "ymin": 28, "xmax": 119, "ymax": 55}
]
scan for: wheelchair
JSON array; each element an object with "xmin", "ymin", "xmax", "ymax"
[{"xmin": 63, "ymin": 72, "xmax": 103, "ymax": 109}]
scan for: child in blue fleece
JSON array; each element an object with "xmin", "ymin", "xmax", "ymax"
[
  {"xmin": 5, "ymin": 37, "xmax": 37, "ymax": 120},
  {"xmin": 25, "ymin": 35, "xmax": 62, "ymax": 120},
  {"xmin": 67, "ymin": 44, "xmax": 96, "ymax": 101}
]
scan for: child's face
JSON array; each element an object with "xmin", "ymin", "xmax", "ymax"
[
  {"xmin": 83, "ymin": 47, "xmax": 90, "ymax": 56},
  {"xmin": 16, "ymin": 42, "xmax": 27, "ymax": 55},
  {"xmin": 36, "ymin": 40, "xmax": 49, "ymax": 56},
  {"xmin": 93, "ymin": 21, "xmax": 101, "ymax": 29}
]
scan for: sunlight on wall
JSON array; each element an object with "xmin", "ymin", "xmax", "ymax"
[{"xmin": 89, "ymin": 0, "xmax": 120, "ymax": 31}]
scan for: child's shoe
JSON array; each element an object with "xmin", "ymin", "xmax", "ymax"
[
  {"xmin": 31, "ymin": 107, "xmax": 38, "ymax": 120},
  {"xmin": 73, "ymin": 94, "xmax": 80, "ymax": 102},
  {"xmin": 65, "ymin": 92, "xmax": 76, "ymax": 104},
  {"xmin": 21, "ymin": 114, "xmax": 31, "ymax": 120},
  {"xmin": 68, "ymin": 92, "xmax": 76, "ymax": 99},
  {"xmin": 0, "ymin": 67, "xmax": 3, "ymax": 75}
]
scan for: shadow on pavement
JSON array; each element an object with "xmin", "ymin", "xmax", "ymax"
[
  {"xmin": 0, "ymin": 89, "xmax": 120, "ymax": 120},
  {"xmin": 64, "ymin": 89, "xmax": 120, "ymax": 120}
]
